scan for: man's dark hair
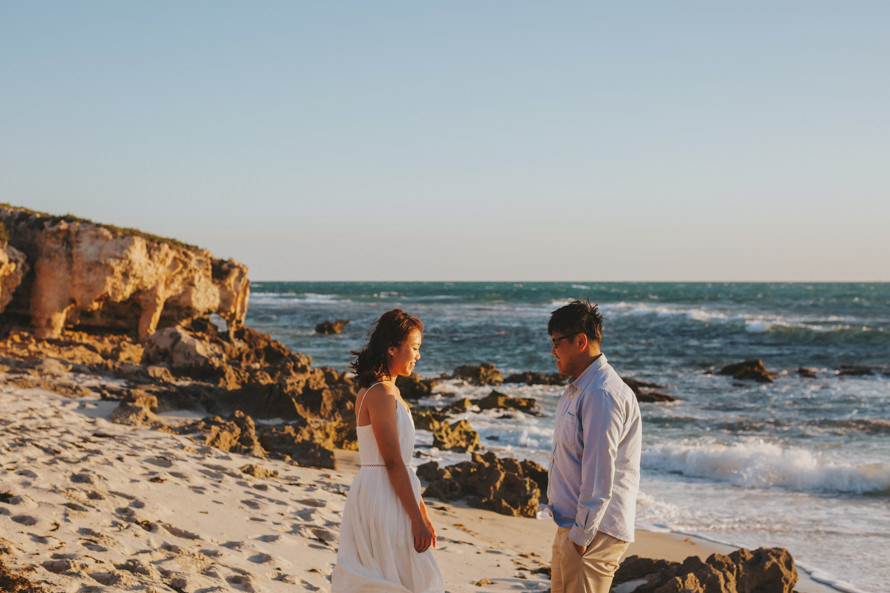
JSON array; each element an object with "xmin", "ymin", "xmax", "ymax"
[{"xmin": 548, "ymin": 300, "xmax": 603, "ymax": 344}]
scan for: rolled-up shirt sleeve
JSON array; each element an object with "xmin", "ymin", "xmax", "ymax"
[{"xmin": 569, "ymin": 389, "xmax": 624, "ymax": 548}]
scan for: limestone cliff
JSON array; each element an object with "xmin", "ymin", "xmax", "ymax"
[
  {"xmin": 0, "ymin": 241, "xmax": 28, "ymax": 313},
  {"xmin": 0, "ymin": 205, "xmax": 249, "ymax": 339}
]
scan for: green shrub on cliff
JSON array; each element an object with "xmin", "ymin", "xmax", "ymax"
[{"xmin": 0, "ymin": 203, "xmax": 199, "ymax": 252}]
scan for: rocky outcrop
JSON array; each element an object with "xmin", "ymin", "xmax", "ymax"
[
  {"xmin": 315, "ymin": 320, "xmax": 350, "ymax": 335},
  {"xmin": 718, "ymin": 360, "xmax": 774, "ymax": 383},
  {"xmin": 418, "ymin": 452, "xmax": 547, "ymax": 518},
  {"xmin": 179, "ymin": 411, "xmax": 266, "ymax": 458},
  {"xmin": 623, "ymin": 377, "xmax": 678, "ymax": 403},
  {"xmin": 411, "ymin": 406, "xmax": 450, "ymax": 431},
  {"xmin": 797, "ymin": 367, "xmax": 817, "ymax": 378},
  {"xmin": 0, "ymin": 316, "xmax": 358, "ymax": 469},
  {"xmin": 256, "ymin": 423, "xmax": 338, "ymax": 469},
  {"xmin": 109, "ymin": 390, "xmax": 168, "ymax": 429},
  {"xmin": 395, "ymin": 373, "xmax": 442, "ymax": 400},
  {"xmin": 837, "ymin": 364, "xmax": 874, "ymax": 376},
  {"xmin": 0, "ymin": 205, "xmax": 249, "ymax": 339},
  {"xmin": 0, "ymin": 240, "xmax": 27, "ymax": 313},
  {"xmin": 444, "ymin": 398, "xmax": 473, "ymax": 413},
  {"xmin": 614, "ymin": 547, "xmax": 798, "ymax": 593},
  {"xmin": 452, "ymin": 363, "xmax": 503, "ymax": 386},
  {"xmin": 503, "ymin": 371, "xmax": 565, "ymax": 386},
  {"xmin": 0, "ymin": 558, "xmax": 47, "ymax": 593},
  {"xmin": 432, "ymin": 419, "xmax": 480, "ymax": 452},
  {"xmin": 472, "ymin": 390, "xmax": 539, "ymax": 414}
]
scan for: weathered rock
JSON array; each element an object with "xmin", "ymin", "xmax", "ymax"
[
  {"xmin": 315, "ymin": 319, "xmax": 350, "ymax": 335},
  {"xmin": 418, "ymin": 451, "xmax": 547, "ymax": 517},
  {"xmin": 622, "ymin": 377, "xmax": 678, "ymax": 402},
  {"xmin": 0, "ymin": 558, "xmax": 47, "ymax": 593},
  {"xmin": 444, "ymin": 398, "xmax": 473, "ymax": 413},
  {"xmin": 0, "ymin": 329, "xmax": 144, "ymax": 367},
  {"xmin": 472, "ymin": 390, "xmax": 539, "ymax": 414},
  {"xmin": 837, "ymin": 364, "xmax": 873, "ymax": 376},
  {"xmin": 718, "ymin": 360, "xmax": 774, "ymax": 383},
  {"xmin": 797, "ymin": 367, "xmax": 817, "ymax": 378},
  {"xmin": 240, "ymin": 464, "xmax": 279, "ymax": 479},
  {"xmin": 503, "ymin": 371, "xmax": 565, "ymax": 386},
  {"xmin": 636, "ymin": 391, "xmax": 677, "ymax": 403},
  {"xmin": 395, "ymin": 373, "xmax": 441, "ymax": 400},
  {"xmin": 0, "ymin": 241, "xmax": 27, "ymax": 314},
  {"xmin": 257, "ymin": 423, "xmax": 338, "ymax": 469},
  {"xmin": 179, "ymin": 411, "xmax": 265, "ymax": 458},
  {"xmin": 110, "ymin": 390, "xmax": 166, "ymax": 428},
  {"xmin": 0, "ymin": 205, "xmax": 249, "ymax": 339},
  {"xmin": 143, "ymin": 327, "xmax": 226, "ymax": 371},
  {"xmin": 432, "ymin": 419, "xmax": 480, "ymax": 452},
  {"xmin": 33, "ymin": 357, "xmax": 70, "ymax": 376},
  {"xmin": 614, "ymin": 547, "xmax": 798, "ymax": 593},
  {"xmin": 411, "ymin": 406, "xmax": 450, "ymax": 431},
  {"xmin": 453, "ymin": 363, "xmax": 503, "ymax": 386},
  {"xmin": 219, "ymin": 376, "xmax": 356, "ymax": 426},
  {"xmin": 622, "ymin": 377, "xmax": 664, "ymax": 393}
]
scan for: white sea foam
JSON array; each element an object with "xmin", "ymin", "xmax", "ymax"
[
  {"xmin": 248, "ymin": 292, "xmax": 345, "ymax": 306},
  {"xmin": 599, "ymin": 302, "xmax": 861, "ymax": 334},
  {"xmin": 644, "ymin": 440, "xmax": 890, "ymax": 495}
]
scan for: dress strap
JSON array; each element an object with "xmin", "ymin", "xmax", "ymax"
[{"xmin": 356, "ymin": 381, "xmax": 387, "ymax": 420}]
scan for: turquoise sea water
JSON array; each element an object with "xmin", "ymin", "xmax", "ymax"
[{"xmin": 247, "ymin": 282, "xmax": 890, "ymax": 592}]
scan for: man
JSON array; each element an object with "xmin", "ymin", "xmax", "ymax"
[{"xmin": 546, "ymin": 300, "xmax": 642, "ymax": 593}]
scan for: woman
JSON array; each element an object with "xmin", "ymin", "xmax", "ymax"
[{"xmin": 331, "ymin": 309, "xmax": 444, "ymax": 593}]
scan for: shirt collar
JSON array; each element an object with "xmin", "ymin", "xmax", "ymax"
[{"xmin": 566, "ymin": 353, "xmax": 607, "ymax": 397}]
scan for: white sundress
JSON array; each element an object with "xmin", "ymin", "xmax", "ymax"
[{"xmin": 331, "ymin": 384, "xmax": 444, "ymax": 593}]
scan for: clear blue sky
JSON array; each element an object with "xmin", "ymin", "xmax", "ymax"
[{"xmin": 2, "ymin": 2, "xmax": 888, "ymax": 281}]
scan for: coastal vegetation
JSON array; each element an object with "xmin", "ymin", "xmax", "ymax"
[{"xmin": 0, "ymin": 202, "xmax": 199, "ymax": 252}]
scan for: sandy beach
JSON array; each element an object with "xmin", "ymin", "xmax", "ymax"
[{"xmin": 0, "ymin": 380, "xmax": 836, "ymax": 593}]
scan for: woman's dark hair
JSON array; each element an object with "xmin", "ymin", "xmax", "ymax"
[
  {"xmin": 548, "ymin": 299, "xmax": 603, "ymax": 344},
  {"xmin": 350, "ymin": 309, "xmax": 424, "ymax": 388}
]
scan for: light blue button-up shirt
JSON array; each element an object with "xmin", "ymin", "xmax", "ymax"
[{"xmin": 547, "ymin": 354, "xmax": 642, "ymax": 547}]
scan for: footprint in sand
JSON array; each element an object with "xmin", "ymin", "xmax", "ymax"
[
  {"xmin": 220, "ymin": 541, "xmax": 243, "ymax": 550},
  {"xmin": 42, "ymin": 558, "xmax": 86, "ymax": 575},
  {"xmin": 70, "ymin": 471, "xmax": 101, "ymax": 484},
  {"xmin": 12, "ymin": 514, "xmax": 39, "ymax": 526},
  {"xmin": 248, "ymin": 552, "xmax": 273, "ymax": 564},
  {"xmin": 199, "ymin": 468, "xmax": 227, "ymax": 481},
  {"xmin": 292, "ymin": 508, "xmax": 318, "ymax": 523},
  {"xmin": 160, "ymin": 522, "xmax": 202, "ymax": 540},
  {"xmin": 64, "ymin": 501, "xmax": 91, "ymax": 512},
  {"xmin": 146, "ymin": 456, "xmax": 174, "ymax": 468},
  {"xmin": 228, "ymin": 575, "xmax": 258, "ymax": 592},
  {"xmin": 241, "ymin": 499, "xmax": 262, "ymax": 510},
  {"xmin": 5, "ymin": 494, "xmax": 38, "ymax": 508}
]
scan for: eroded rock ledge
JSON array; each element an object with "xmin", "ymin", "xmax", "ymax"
[{"xmin": 0, "ymin": 205, "xmax": 249, "ymax": 339}]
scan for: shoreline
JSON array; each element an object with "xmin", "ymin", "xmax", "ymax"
[
  {"xmin": 0, "ymin": 381, "xmax": 845, "ymax": 593},
  {"xmin": 335, "ymin": 449, "xmax": 838, "ymax": 593}
]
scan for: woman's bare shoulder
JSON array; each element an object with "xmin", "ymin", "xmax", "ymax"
[{"xmin": 364, "ymin": 381, "xmax": 398, "ymax": 403}]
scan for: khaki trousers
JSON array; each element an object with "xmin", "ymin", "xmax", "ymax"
[{"xmin": 550, "ymin": 527, "xmax": 629, "ymax": 593}]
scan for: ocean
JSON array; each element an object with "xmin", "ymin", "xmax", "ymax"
[{"xmin": 245, "ymin": 282, "xmax": 890, "ymax": 593}]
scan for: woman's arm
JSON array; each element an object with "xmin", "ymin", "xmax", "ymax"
[{"xmin": 365, "ymin": 384, "xmax": 435, "ymax": 553}]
